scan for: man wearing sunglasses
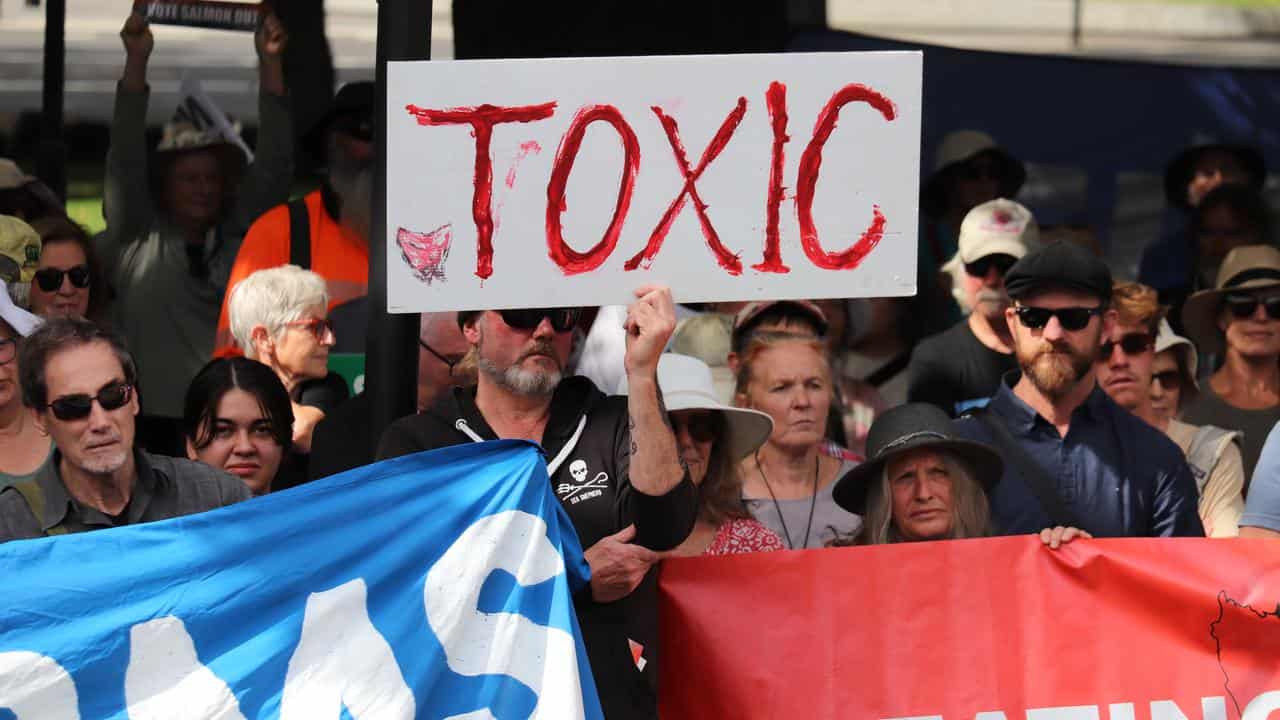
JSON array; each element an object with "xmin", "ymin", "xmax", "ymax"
[
  {"xmin": 1097, "ymin": 283, "xmax": 1243, "ymax": 537},
  {"xmin": 953, "ymin": 241, "xmax": 1203, "ymax": 538},
  {"xmin": 0, "ymin": 318, "xmax": 251, "ymax": 542},
  {"xmin": 909, "ymin": 198, "xmax": 1037, "ymax": 416},
  {"xmin": 1181, "ymin": 244, "xmax": 1280, "ymax": 485},
  {"xmin": 378, "ymin": 286, "xmax": 694, "ymax": 720}
]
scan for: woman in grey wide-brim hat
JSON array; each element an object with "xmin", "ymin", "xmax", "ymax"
[
  {"xmin": 833, "ymin": 403, "xmax": 1090, "ymax": 548},
  {"xmin": 1180, "ymin": 244, "xmax": 1280, "ymax": 484}
]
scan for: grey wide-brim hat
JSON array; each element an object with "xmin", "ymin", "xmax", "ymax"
[
  {"xmin": 1182, "ymin": 244, "xmax": 1280, "ymax": 355},
  {"xmin": 833, "ymin": 403, "xmax": 1002, "ymax": 515}
]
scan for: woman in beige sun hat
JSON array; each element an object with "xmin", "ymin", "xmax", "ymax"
[{"xmin": 1180, "ymin": 244, "xmax": 1280, "ymax": 485}]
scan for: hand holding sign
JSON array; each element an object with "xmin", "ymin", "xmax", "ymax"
[
  {"xmin": 255, "ymin": 11, "xmax": 288, "ymax": 59},
  {"xmin": 121, "ymin": 9, "xmax": 155, "ymax": 63},
  {"xmin": 624, "ymin": 285, "xmax": 676, "ymax": 380}
]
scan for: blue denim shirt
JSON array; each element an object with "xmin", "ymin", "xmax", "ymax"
[{"xmin": 954, "ymin": 375, "xmax": 1205, "ymax": 537}]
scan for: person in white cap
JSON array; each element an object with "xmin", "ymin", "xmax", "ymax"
[
  {"xmin": 0, "ymin": 279, "xmax": 50, "ymax": 490},
  {"xmin": 1097, "ymin": 283, "xmax": 1243, "ymax": 537},
  {"xmin": 653, "ymin": 354, "xmax": 783, "ymax": 556},
  {"xmin": 908, "ymin": 198, "xmax": 1038, "ymax": 416}
]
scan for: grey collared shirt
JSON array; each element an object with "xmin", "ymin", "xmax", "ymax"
[{"xmin": 0, "ymin": 450, "xmax": 251, "ymax": 542}]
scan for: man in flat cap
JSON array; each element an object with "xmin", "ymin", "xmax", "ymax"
[{"xmin": 953, "ymin": 241, "xmax": 1203, "ymax": 537}]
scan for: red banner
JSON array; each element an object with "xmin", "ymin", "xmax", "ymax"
[{"xmin": 659, "ymin": 537, "xmax": 1280, "ymax": 719}]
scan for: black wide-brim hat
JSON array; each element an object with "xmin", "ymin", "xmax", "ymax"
[
  {"xmin": 1163, "ymin": 142, "xmax": 1266, "ymax": 212},
  {"xmin": 920, "ymin": 131, "xmax": 1026, "ymax": 219},
  {"xmin": 832, "ymin": 403, "xmax": 1003, "ymax": 515}
]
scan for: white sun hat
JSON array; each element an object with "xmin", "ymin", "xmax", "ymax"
[{"xmin": 647, "ymin": 353, "xmax": 774, "ymax": 460}]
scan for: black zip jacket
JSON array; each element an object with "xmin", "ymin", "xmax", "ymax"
[{"xmin": 377, "ymin": 376, "xmax": 697, "ymax": 720}]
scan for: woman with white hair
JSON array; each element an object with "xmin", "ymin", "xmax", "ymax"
[{"xmin": 228, "ymin": 265, "xmax": 338, "ymax": 457}]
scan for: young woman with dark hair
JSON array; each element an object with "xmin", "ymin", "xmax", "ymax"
[{"xmin": 182, "ymin": 357, "xmax": 293, "ymax": 495}]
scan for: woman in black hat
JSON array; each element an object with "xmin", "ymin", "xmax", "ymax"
[{"xmin": 833, "ymin": 403, "xmax": 1090, "ymax": 548}]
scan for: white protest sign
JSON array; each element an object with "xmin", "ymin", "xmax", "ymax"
[{"xmin": 386, "ymin": 51, "xmax": 922, "ymax": 312}]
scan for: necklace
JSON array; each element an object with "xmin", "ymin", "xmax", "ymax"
[{"xmin": 756, "ymin": 451, "xmax": 819, "ymax": 550}]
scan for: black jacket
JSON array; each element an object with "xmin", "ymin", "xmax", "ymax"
[{"xmin": 377, "ymin": 376, "xmax": 697, "ymax": 720}]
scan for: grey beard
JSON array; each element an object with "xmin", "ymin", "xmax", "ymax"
[
  {"xmin": 328, "ymin": 155, "xmax": 373, "ymax": 243},
  {"xmin": 478, "ymin": 356, "xmax": 561, "ymax": 397}
]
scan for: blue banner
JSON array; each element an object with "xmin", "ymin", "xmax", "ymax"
[{"xmin": 0, "ymin": 440, "xmax": 602, "ymax": 720}]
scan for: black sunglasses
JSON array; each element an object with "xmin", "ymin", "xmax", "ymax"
[
  {"xmin": 669, "ymin": 412, "xmax": 718, "ymax": 443},
  {"xmin": 1099, "ymin": 332, "xmax": 1153, "ymax": 360},
  {"xmin": 46, "ymin": 382, "xmax": 133, "ymax": 422},
  {"xmin": 33, "ymin": 265, "xmax": 90, "ymax": 293},
  {"xmin": 1151, "ymin": 370, "xmax": 1183, "ymax": 390},
  {"xmin": 1225, "ymin": 293, "xmax": 1280, "ymax": 321},
  {"xmin": 499, "ymin": 308, "xmax": 580, "ymax": 333},
  {"xmin": 419, "ymin": 338, "xmax": 465, "ymax": 378},
  {"xmin": 964, "ymin": 254, "xmax": 1017, "ymax": 279},
  {"xmin": 1014, "ymin": 305, "xmax": 1103, "ymax": 332}
]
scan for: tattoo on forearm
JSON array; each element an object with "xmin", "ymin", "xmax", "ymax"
[{"xmin": 628, "ymin": 416, "xmax": 638, "ymax": 456}]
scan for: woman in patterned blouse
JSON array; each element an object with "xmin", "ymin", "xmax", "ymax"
[{"xmin": 653, "ymin": 354, "xmax": 785, "ymax": 556}]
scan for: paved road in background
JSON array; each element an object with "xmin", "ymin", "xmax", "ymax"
[
  {"xmin": 0, "ymin": 0, "xmax": 449, "ymax": 125},
  {"xmin": 1, "ymin": 0, "xmax": 1275, "ymax": 125}
]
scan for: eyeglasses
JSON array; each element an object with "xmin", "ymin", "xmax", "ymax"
[
  {"xmin": 419, "ymin": 338, "xmax": 466, "ymax": 378},
  {"xmin": 498, "ymin": 308, "xmax": 580, "ymax": 333},
  {"xmin": 1014, "ymin": 305, "xmax": 1103, "ymax": 332},
  {"xmin": 33, "ymin": 265, "xmax": 90, "ymax": 293},
  {"xmin": 285, "ymin": 317, "xmax": 335, "ymax": 341},
  {"xmin": 669, "ymin": 412, "xmax": 718, "ymax": 443},
  {"xmin": 1099, "ymin": 332, "xmax": 1153, "ymax": 360},
  {"xmin": 1224, "ymin": 294, "xmax": 1280, "ymax": 321},
  {"xmin": 964, "ymin": 254, "xmax": 1017, "ymax": 279},
  {"xmin": 1151, "ymin": 370, "xmax": 1183, "ymax": 390},
  {"xmin": 0, "ymin": 339, "xmax": 14, "ymax": 366},
  {"xmin": 46, "ymin": 382, "xmax": 133, "ymax": 421}
]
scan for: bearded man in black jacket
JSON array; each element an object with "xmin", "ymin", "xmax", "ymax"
[{"xmin": 377, "ymin": 284, "xmax": 695, "ymax": 720}]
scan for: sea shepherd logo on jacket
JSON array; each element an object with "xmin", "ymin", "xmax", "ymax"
[{"xmin": 558, "ymin": 460, "xmax": 608, "ymax": 505}]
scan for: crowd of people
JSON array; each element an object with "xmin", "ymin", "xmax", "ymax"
[{"xmin": 0, "ymin": 8, "xmax": 1277, "ymax": 719}]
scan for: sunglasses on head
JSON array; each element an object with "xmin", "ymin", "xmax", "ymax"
[
  {"xmin": 33, "ymin": 265, "xmax": 90, "ymax": 293},
  {"xmin": 1014, "ymin": 305, "xmax": 1103, "ymax": 332},
  {"xmin": 47, "ymin": 382, "xmax": 133, "ymax": 422},
  {"xmin": 1225, "ymin": 293, "xmax": 1280, "ymax": 321},
  {"xmin": 1099, "ymin": 332, "xmax": 1153, "ymax": 360},
  {"xmin": 669, "ymin": 412, "xmax": 718, "ymax": 443},
  {"xmin": 1151, "ymin": 370, "xmax": 1183, "ymax": 390},
  {"xmin": 498, "ymin": 308, "xmax": 580, "ymax": 333},
  {"xmin": 964, "ymin": 254, "xmax": 1017, "ymax": 279}
]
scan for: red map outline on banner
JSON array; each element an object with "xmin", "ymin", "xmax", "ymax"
[{"xmin": 659, "ymin": 536, "xmax": 1280, "ymax": 719}]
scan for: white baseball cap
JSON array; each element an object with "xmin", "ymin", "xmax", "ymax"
[
  {"xmin": 0, "ymin": 279, "xmax": 42, "ymax": 337},
  {"xmin": 957, "ymin": 198, "xmax": 1039, "ymax": 265}
]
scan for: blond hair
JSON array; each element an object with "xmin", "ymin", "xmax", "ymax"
[
  {"xmin": 1111, "ymin": 281, "xmax": 1165, "ymax": 335},
  {"xmin": 856, "ymin": 451, "xmax": 992, "ymax": 545}
]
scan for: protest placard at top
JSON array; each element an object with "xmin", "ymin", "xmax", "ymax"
[
  {"xmin": 144, "ymin": 1, "xmax": 263, "ymax": 32},
  {"xmin": 386, "ymin": 51, "xmax": 922, "ymax": 313}
]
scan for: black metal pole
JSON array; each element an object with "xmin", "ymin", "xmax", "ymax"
[
  {"xmin": 38, "ymin": 0, "xmax": 67, "ymax": 201},
  {"xmin": 366, "ymin": 0, "xmax": 432, "ymax": 452}
]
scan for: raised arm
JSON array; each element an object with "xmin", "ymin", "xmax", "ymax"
[
  {"xmin": 623, "ymin": 285, "xmax": 687, "ymax": 497},
  {"xmin": 100, "ymin": 9, "xmax": 156, "ymax": 272},
  {"xmin": 228, "ymin": 13, "xmax": 294, "ymax": 236}
]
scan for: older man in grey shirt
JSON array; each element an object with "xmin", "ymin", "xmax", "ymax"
[{"xmin": 0, "ymin": 318, "xmax": 248, "ymax": 542}]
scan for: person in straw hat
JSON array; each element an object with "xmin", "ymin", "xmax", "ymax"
[
  {"xmin": 832, "ymin": 403, "xmax": 1090, "ymax": 549},
  {"xmin": 654, "ymin": 353, "xmax": 784, "ymax": 556},
  {"xmin": 1180, "ymin": 244, "xmax": 1280, "ymax": 484},
  {"xmin": 100, "ymin": 7, "xmax": 293, "ymax": 456}
]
